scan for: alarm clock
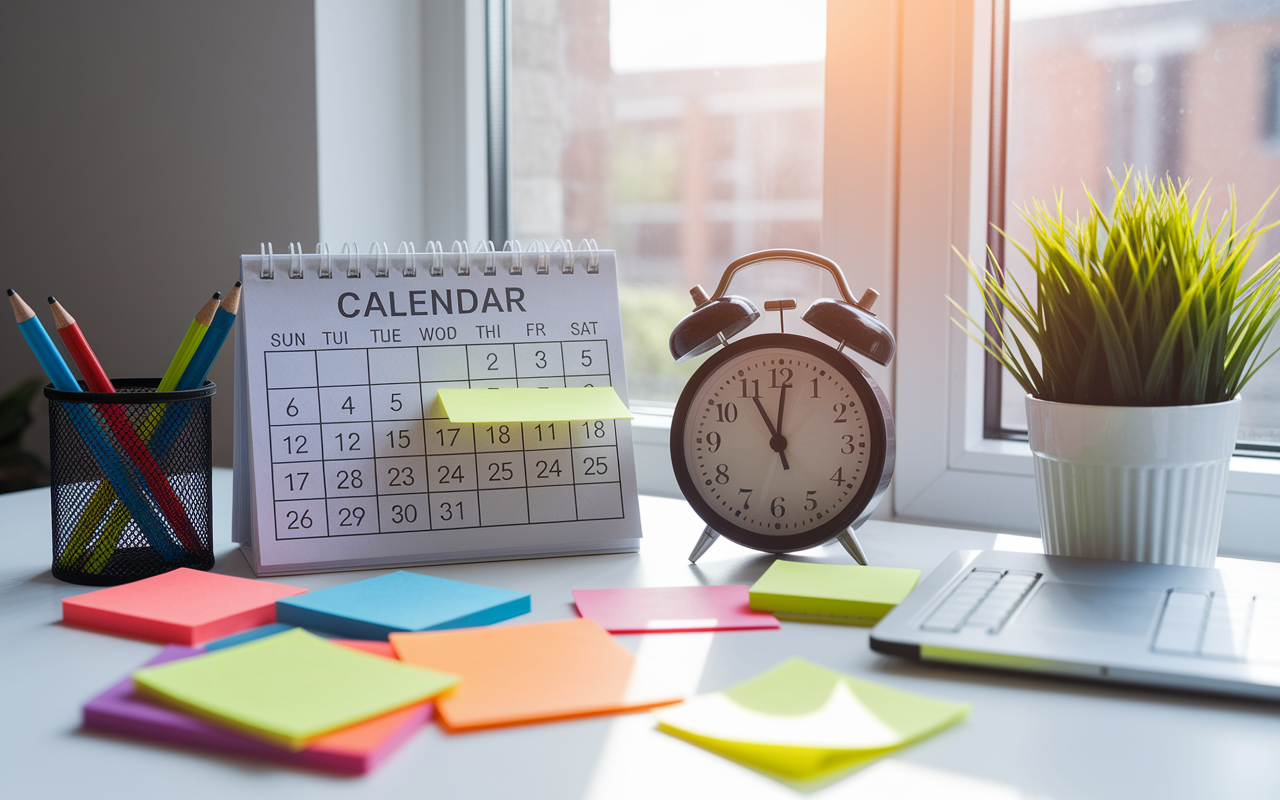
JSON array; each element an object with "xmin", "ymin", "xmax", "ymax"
[{"xmin": 668, "ymin": 249, "xmax": 895, "ymax": 565}]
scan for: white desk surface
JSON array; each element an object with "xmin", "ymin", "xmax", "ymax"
[{"xmin": 4, "ymin": 469, "xmax": 1280, "ymax": 800}]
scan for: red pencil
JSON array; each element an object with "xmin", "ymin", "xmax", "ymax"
[
  {"xmin": 48, "ymin": 296, "xmax": 114, "ymax": 392},
  {"xmin": 49, "ymin": 297, "xmax": 201, "ymax": 554}
]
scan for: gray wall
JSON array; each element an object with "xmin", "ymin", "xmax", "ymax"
[{"xmin": 0, "ymin": 0, "xmax": 320, "ymax": 469}]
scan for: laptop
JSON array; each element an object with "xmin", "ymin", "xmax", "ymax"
[{"xmin": 869, "ymin": 550, "xmax": 1280, "ymax": 701}]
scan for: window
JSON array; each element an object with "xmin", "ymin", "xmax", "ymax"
[
  {"xmin": 893, "ymin": 0, "xmax": 1280, "ymax": 560},
  {"xmin": 508, "ymin": 0, "xmax": 829, "ymax": 405},
  {"xmin": 320, "ymin": 2, "xmax": 1280, "ymax": 554},
  {"xmin": 994, "ymin": 1, "xmax": 1280, "ymax": 448}
]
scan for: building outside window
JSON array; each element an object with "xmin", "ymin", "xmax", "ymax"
[{"xmin": 508, "ymin": 0, "xmax": 827, "ymax": 404}]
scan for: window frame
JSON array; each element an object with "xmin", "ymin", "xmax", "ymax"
[{"xmin": 887, "ymin": 0, "xmax": 1280, "ymax": 561}]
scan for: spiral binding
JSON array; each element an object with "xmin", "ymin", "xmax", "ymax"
[{"xmin": 255, "ymin": 239, "xmax": 602, "ymax": 280}]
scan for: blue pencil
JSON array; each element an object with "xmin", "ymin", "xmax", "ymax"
[
  {"xmin": 151, "ymin": 281, "xmax": 240, "ymax": 462},
  {"xmin": 176, "ymin": 281, "xmax": 240, "ymax": 391},
  {"xmin": 9, "ymin": 289, "xmax": 79, "ymax": 392},
  {"xmin": 8, "ymin": 289, "xmax": 185, "ymax": 562}
]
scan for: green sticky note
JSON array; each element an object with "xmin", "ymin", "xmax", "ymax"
[
  {"xmin": 748, "ymin": 560, "xmax": 921, "ymax": 625},
  {"xmin": 655, "ymin": 658, "xmax": 969, "ymax": 781},
  {"xmin": 437, "ymin": 387, "xmax": 634, "ymax": 423},
  {"xmin": 132, "ymin": 628, "xmax": 458, "ymax": 750}
]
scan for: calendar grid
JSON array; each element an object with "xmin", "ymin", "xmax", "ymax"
[{"xmin": 265, "ymin": 341, "xmax": 623, "ymax": 541}]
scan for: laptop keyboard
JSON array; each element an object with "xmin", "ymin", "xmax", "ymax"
[
  {"xmin": 1153, "ymin": 590, "xmax": 1280, "ymax": 662},
  {"xmin": 920, "ymin": 568, "xmax": 1041, "ymax": 634},
  {"xmin": 917, "ymin": 568, "xmax": 1280, "ymax": 664}
]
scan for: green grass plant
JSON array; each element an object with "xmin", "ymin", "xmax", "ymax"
[{"xmin": 953, "ymin": 170, "xmax": 1280, "ymax": 406}]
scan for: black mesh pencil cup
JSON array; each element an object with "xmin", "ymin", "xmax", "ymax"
[{"xmin": 46, "ymin": 379, "xmax": 216, "ymax": 585}]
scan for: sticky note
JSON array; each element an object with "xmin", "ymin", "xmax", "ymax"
[
  {"xmin": 62, "ymin": 568, "xmax": 307, "ymax": 645},
  {"xmin": 437, "ymin": 386, "xmax": 633, "ymax": 423},
  {"xmin": 748, "ymin": 561, "xmax": 921, "ymax": 626},
  {"xmin": 132, "ymin": 628, "xmax": 457, "ymax": 750},
  {"xmin": 275, "ymin": 571, "xmax": 530, "ymax": 639},
  {"xmin": 83, "ymin": 645, "xmax": 430, "ymax": 774},
  {"xmin": 655, "ymin": 658, "xmax": 969, "ymax": 781},
  {"xmin": 391, "ymin": 618, "xmax": 683, "ymax": 731},
  {"xmin": 573, "ymin": 586, "xmax": 780, "ymax": 633}
]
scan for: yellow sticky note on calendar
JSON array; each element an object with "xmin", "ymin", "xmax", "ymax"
[{"xmin": 437, "ymin": 387, "xmax": 634, "ymax": 423}]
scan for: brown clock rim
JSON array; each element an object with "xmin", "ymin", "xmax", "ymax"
[{"xmin": 669, "ymin": 333, "xmax": 892, "ymax": 553}]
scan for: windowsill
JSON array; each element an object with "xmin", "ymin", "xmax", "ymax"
[{"xmin": 635, "ymin": 404, "xmax": 1280, "ymax": 504}]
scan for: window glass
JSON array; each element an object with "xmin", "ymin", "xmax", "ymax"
[
  {"xmin": 509, "ymin": 0, "xmax": 826, "ymax": 404},
  {"xmin": 1001, "ymin": 0, "xmax": 1280, "ymax": 445}
]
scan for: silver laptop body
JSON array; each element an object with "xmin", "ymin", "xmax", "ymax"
[{"xmin": 870, "ymin": 550, "xmax": 1280, "ymax": 701}]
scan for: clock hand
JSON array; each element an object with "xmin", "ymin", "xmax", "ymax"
[
  {"xmin": 751, "ymin": 394, "xmax": 790, "ymax": 470},
  {"xmin": 751, "ymin": 395, "xmax": 780, "ymax": 438},
  {"xmin": 775, "ymin": 383, "xmax": 790, "ymax": 470},
  {"xmin": 776, "ymin": 382, "xmax": 788, "ymax": 439}
]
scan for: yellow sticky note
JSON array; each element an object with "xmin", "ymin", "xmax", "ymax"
[
  {"xmin": 749, "ymin": 561, "xmax": 921, "ymax": 626},
  {"xmin": 437, "ymin": 387, "xmax": 634, "ymax": 423},
  {"xmin": 132, "ymin": 629, "xmax": 458, "ymax": 750},
  {"xmin": 655, "ymin": 658, "xmax": 968, "ymax": 781}
]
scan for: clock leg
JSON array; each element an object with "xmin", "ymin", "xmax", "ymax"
[
  {"xmin": 688, "ymin": 526, "xmax": 720, "ymax": 564},
  {"xmin": 837, "ymin": 529, "xmax": 869, "ymax": 566}
]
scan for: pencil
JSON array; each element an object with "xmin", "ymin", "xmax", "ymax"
[
  {"xmin": 8, "ymin": 289, "xmax": 185, "ymax": 563},
  {"xmin": 159, "ymin": 292, "xmax": 221, "ymax": 392},
  {"xmin": 8, "ymin": 289, "xmax": 79, "ymax": 392},
  {"xmin": 70, "ymin": 291, "xmax": 224, "ymax": 572},
  {"xmin": 177, "ymin": 281, "xmax": 241, "ymax": 391},
  {"xmin": 48, "ymin": 297, "xmax": 114, "ymax": 393},
  {"xmin": 49, "ymin": 297, "xmax": 201, "ymax": 556}
]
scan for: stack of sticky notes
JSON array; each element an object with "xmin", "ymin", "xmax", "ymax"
[
  {"xmin": 62, "ymin": 568, "xmax": 307, "ymax": 645},
  {"xmin": 572, "ymin": 585, "xmax": 779, "ymax": 633},
  {"xmin": 276, "ymin": 571, "xmax": 530, "ymax": 639},
  {"xmin": 83, "ymin": 643, "xmax": 433, "ymax": 774},
  {"xmin": 82, "ymin": 628, "xmax": 458, "ymax": 773},
  {"xmin": 748, "ymin": 560, "xmax": 921, "ymax": 626},
  {"xmin": 655, "ymin": 658, "xmax": 969, "ymax": 783},
  {"xmin": 391, "ymin": 618, "xmax": 684, "ymax": 731}
]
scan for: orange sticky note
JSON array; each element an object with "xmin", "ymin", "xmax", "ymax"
[
  {"xmin": 390, "ymin": 618, "xmax": 683, "ymax": 731},
  {"xmin": 62, "ymin": 568, "xmax": 307, "ymax": 645}
]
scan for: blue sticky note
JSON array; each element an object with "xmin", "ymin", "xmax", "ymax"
[
  {"xmin": 203, "ymin": 623, "xmax": 297, "ymax": 651},
  {"xmin": 274, "ymin": 571, "xmax": 531, "ymax": 640}
]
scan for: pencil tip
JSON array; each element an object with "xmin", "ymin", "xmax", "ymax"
[
  {"xmin": 47, "ymin": 296, "xmax": 56, "ymax": 304},
  {"xmin": 213, "ymin": 291, "xmax": 222, "ymax": 299},
  {"xmin": 234, "ymin": 280, "xmax": 242, "ymax": 287},
  {"xmin": 6, "ymin": 289, "xmax": 13, "ymax": 296}
]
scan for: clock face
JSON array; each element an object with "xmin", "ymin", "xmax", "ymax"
[{"xmin": 671, "ymin": 334, "xmax": 890, "ymax": 552}]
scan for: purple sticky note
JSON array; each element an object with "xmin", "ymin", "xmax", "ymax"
[
  {"xmin": 82, "ymin": 645, "xmax": 431, "ymax": 774},
  {"xmin": 572, "ymin": 586, "xmax": 781, "ymax": 633}
]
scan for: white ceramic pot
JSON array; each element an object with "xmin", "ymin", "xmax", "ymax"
[{"xmin": 1026, "ymin": 395, "xmax": 1240, "ymax": 568}]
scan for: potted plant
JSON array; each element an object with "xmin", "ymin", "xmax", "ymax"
[{"xmin": 955, "ymin": 171, "xmax": 1280, "ymax": 567}]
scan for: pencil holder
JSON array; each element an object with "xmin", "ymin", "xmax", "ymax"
[{"xmin": 45, "ymin": 379, "xmax": 216, "ymax": 585}]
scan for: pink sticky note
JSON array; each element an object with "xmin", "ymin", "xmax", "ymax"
[
  {"xmin": 62, "ymin": 568, "xmax": 307, "ymax": 645},
  {"xmin": 572, "ymin": 586, "xmax": 780, "ymax": 633}
]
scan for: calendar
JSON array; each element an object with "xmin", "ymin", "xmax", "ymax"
[{"xmin": 231, "ymin": 244, "xmax": 641, "ymax": 576}]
